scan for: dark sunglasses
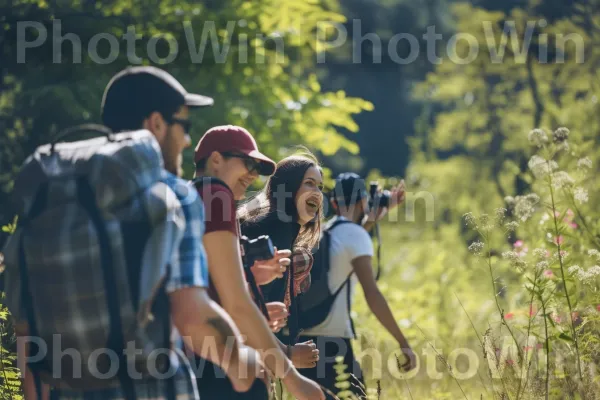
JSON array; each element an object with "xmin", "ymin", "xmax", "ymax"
[
  {"xmin": 167, "ymin": 117, "xmax": 192, "ymax": 132},
  {"xmin": 221, "ymin": 152, "xmax": 261, "ymax": 173}
]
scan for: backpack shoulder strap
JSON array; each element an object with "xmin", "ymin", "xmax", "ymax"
[
  {"xmin": 323, "ymin": 217, "xmax": 357, "ymax": 298},
  {"xmin": 324, "ymin": 217, "xmax": 354, "ymax": 233},
  {"xmin": 191, "ymin": 176, "xmax": 232, "ymax": 194}
]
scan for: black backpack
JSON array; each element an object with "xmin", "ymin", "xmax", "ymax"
[{"xmin": 297, "ymin": 218, "xmax": 355, "ymax": 335}]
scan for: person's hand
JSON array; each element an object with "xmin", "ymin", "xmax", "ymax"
[
  {"xmin": 266, "ymin": 302, "xmax": 288, "ymax": 333},
  {"xmin": 228, "ymin": 345, "xmax": 264, "ymax": 393},
  {"xmin": 397, "ymin": 343, "xmax": 417, "ymax": 372},
  {"xmin": 290, "ymin": 340, "xmax": 319, "ymax": 369},
  {"xmin": 387, "ymin": 179, "xmax": 406, "ymax": 210},
  {"xmin": 250, "ymin": 248, "xmax": 291, "ymax": 285},
  {"xmin": 283, "ymin": 368, "xmax": 325, "ymax": 400},
  {"xmin": 366, "ymin": 203, "xmax": 388, "ymax": 223}
]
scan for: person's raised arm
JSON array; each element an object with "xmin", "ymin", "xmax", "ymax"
[
  {"xmin": 204, "ymin": 230, "xmax": 324, "ymax": 400},
  {"xmin": 352, "ymin": 255, "xmax": 416, "ymax": 371}
]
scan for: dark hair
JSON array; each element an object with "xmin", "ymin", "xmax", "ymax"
[
  {"xmin": 195, "ymin": 158, "xmax": 208, "ymax": 173},
  {"xmin": 239, "ymin": 151, "xmax": 323, "ymax": 251}
]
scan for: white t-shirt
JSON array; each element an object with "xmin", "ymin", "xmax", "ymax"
[{"xmin": 301, "ymin": 216, "xmax": 374, "ymax": 338}]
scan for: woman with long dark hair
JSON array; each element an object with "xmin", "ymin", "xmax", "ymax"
[{"xmin": 239, "ymin": 151, "xmax": 324, "ymax": 352}]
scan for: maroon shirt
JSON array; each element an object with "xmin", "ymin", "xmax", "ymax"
[{"xmin": 196, "ymin": 182, "xmax": 241, "ymax": 303}]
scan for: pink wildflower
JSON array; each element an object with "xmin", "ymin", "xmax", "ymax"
[
  {"xmin": 529, "ymin": 305, "xmax": 536, "ymax": 317},
  {"xmin": 543, "ymin": 270, "xmax": 554, "ymax": 279},
  {"xmin": 566, "ymin": 209, "xmax": 574, "ymax": 218},
  {"xmin": 505, "ymin": 312, "xmax": 514, "ymax": 320},
  {"xmin": 514, "ymin": 240, "xmax": 524, "ymax": 248},
  {"xmin": 554, "ymin": 236, "xmax": 564, "ymax": 246},
  {"xmin": 552, "ymin": 313, "xmax": 562, "ymax": 323},
  {"xmin": 572, "ymin": 312, "xmax": 580, "ymax": 321},
  {"xmin": 506, "ymin": 359, "xmax": 515, "ymax": 366},
  {"xmin": 554, "ymin": 211, "xmax": 561, "ymax": 218},
  {"xmin": 597, "ymin": 305, "xmax": 600, "ymax": 312},
  {"xmin": 569, "ymin": 222, "xmax": 578, "ymax": 229}
]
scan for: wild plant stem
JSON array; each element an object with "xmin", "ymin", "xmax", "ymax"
[
  {"xmin": 454, "ymin": 293, "xmax": 490, "ymax": 395},
  {"xmin": 547, "ymin": 167, "xmax": 583, "ymax": 381},
  {"xmin": 401, "ymin": 376, "xmax": 414, "ymax": 400},
  {"xmin": 414, "ymin": 323, "xmax": 470, "ymax": 400},
  {"xmin": 540, "ymin": 292, "xmax": 550, "ymax": 400},
  {"xmin": 485, "ymin": 237, "xmax": 523, "ymax": 362},
  {"xmin": 516, "ymin": 269, "xmax": 540, "ymax": 400}
]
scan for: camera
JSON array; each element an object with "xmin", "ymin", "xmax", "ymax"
[
  {"xmin": 369, "ymin": 181, "xmax": 391, "ymax": 210},
  {"xmin": 240, "ymin": 235, "xmax": 275, "ymax": 268}
]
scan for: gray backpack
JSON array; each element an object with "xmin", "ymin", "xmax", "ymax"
[{"xmin": 2, "ymin": 125, "xmax": 183, "ymax": 399}]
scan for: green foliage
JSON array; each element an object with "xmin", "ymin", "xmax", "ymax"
[
  {"xmin": 350, "ymin": 1, "xmax": 600, "ymax": 398},
  {"xmin": 0, "ymin": 238, "xmax": 23, "ymax": 400},
  {"xmin": 0, "ymin": 294, "xmax": 23, "ymax": 400},
  {"xmin": 0, "ymin": 0, "xmax": 373, "ymax": 224}
]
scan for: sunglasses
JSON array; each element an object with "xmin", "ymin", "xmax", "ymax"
[
  {"xmin": 221, "ymin": 152, "xmax": 261, "ymax": 173},
  {"xmin": 167, "ymin": 117, "xmax": 192, "ymax": 132}
]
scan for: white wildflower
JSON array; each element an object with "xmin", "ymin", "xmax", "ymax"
[
  {"xmin": 577, "ymin": 157, "xmax": 592, "ymax": 170},
  {"xmin": 463, "ymin": 212, "xmax": 477, "ymax": 228},
  {"xmin": 528, "ymin": 129, "xmax": 549, "ymax": 147},
  {"xmin": 468, "ymin": 241, "xmax": 485, "ymax": 256},
  {"xmin": 479, "ymin": 214, "xmax": 492, "ymax": 230},
  {"xmin": 586, "ymin": 266, "xmax": 600, "ymax": 279},
  {"xmin": 504, "ymin": 196, "xmax": 516, "ymax": 207},
  {"xmin": 552, "ymin": 171, "xmax": 575, "ymax": 189},
  {"xmin": 495, "ymin": 208, "xmax": 507, "ymax": 225},
  {"xmin": 574, "ymin": 187, "xmax": 588, "ymax": 204},
  {"xmin": 505, "ymin": 221, "xmax": 520, "ymax": 232},
  {"xmin": 514, "ymin": 194, "xmax": 540, "ymax": 222},
  {"xmin": 573, "ymin": 266, "xmax": 600, "ymax": 285},
  {"xmin": 533, "ymin": 248, "xmax": 548, "ymax": 260},
  {"xmin": 503, "ymin": 251, "xmax": 527, "ymax": 270},
  {"xmin": 552, "ymin": 127, "xmax": 570, "ymax": 143},
  {"xmin": 587, "ymin": 249, "xmax": 600, "ymax": 261},
  {"xmin": 536, "ymin": 260, "xmax": 549, "ymax": 270},
  {"xmin": 552, "ymin": 250, "xmax": 569, "ymax": 262},
  {"xmin": 528, "ymin": 155, "xmax": 558, "ymax": 179},
  {"xmin": 568, "ymin": 265, "xmax": 582, "ymax": 276},
  {"xmin": 539, "ymin": 213, "xmax": 550, "ymax": 225}
]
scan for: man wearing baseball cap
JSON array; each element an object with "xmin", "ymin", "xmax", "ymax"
[{"xmin": 191, "ymin": 125, "xmax": 325, "ymax": 400}]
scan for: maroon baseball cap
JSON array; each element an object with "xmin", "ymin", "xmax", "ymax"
[{"xmin": 194, "ymin": 125, "xmax": 276, "ymax": 176}]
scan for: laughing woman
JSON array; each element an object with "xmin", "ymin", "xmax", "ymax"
[{"xmin": 239, "ymin": 152, "xmax": 324, "ymax": 356}]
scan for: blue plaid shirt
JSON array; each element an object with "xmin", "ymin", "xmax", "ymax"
[{"xmin": 163, "ymin": 173, "xmax": 209, "ymax": 293}]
